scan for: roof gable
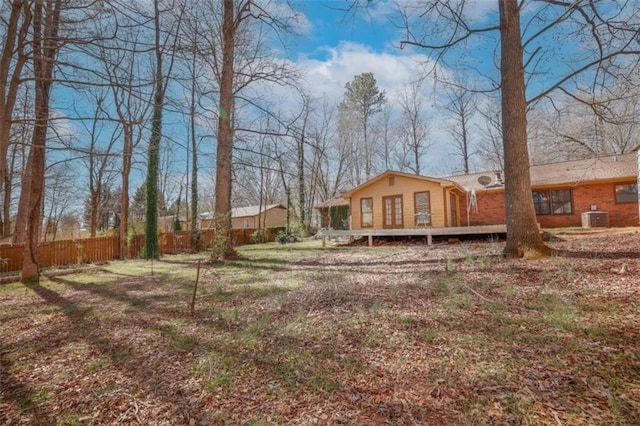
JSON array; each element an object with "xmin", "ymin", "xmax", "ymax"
[
  {"xmin": 231, "ymin": 204, "xmax": 285, "ymax": 218},
  {"xmin": 342, "ymin": 170, "xmax": 463, "ymax": 198},
  {"xmin": 198, "ymin": 204, "xmax": 285, "ymax": 220}
]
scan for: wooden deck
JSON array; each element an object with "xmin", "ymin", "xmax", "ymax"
[{"xmin": 320, "ymin": 225, "xmax": 507, "ymax": 246}]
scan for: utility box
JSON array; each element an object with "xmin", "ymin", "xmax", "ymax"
[{"xmin": 581, "ymin": 211, "xmax": 609, "ymax": 228}]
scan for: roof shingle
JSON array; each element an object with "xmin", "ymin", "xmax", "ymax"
[{"xmin": 447, "ymin": 153, "xmax": 637, "ymax": 191}]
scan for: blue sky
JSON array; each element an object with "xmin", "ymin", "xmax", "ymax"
[
  {"xmin": 293, "ymin": 1, "xmax": 396, "ymax": 57},
  {"xmin": 282, "ymin": 0, "xmax": 486, "ymax": 175}
]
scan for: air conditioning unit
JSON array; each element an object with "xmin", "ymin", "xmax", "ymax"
[{"xmin": 581, "ymin": 211, "xmax": 609, "ymax": 228}]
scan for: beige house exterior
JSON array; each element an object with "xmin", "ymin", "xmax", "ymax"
[
  {"xmin": 199, "ymin": 204, "xmax": 287, "ymax": 230},
  {"xmin": 343, "ymin": 171, "xmax": 466, "ymax": 230},
  {"xmin": 158, "ymin": 215, "xmax": 188, "ymax": 232}
]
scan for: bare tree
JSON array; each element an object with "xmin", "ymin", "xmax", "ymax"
[
  {"xmin": 372, "ymin": 104, "xmax": 397, "ymax": 172},
  {"xmin": 444, "ymin": 80, "xmax": 477, "ymax": 174},
  {"xmin": 538, "ymin": 79, "xmax": 640, "ymax": 160},
  {"xmin": 0, "ymin": 0, "xmax": 30, "ymax": 221},
  {"xmin": 92, "ymin": 5, "xmax": 154, "ymax": 259},
  {"xmin": 307, "ymin": 97, "xmax": 348, "ymax": 201},
  {"xmin": 42, "ymin": 161, "xmax": 77, "ymax": 241},
  {"xmin": 397, "ymin": 79, "xmax": 431, "ymax": 175},
  {"xmin": 188, "ymin": 0, "xmax": 301, "ymax": 259},
  {"xmin": 2, "ymin": 84, "xmax": 31, "ymax": 237},
  {"xmin": 76, "ymin": 92, "xmax": 119, "ymax": 237},
  {"xmin": 476, "ymin": 97, "xmax": 504, "ymax": 171},
  {"xmin": 291, "ymin": 92, "xmax": 313, "ymax": 234},
  {"xmin": 143, "ymin": 0, "xmax": 184, "ymax": 259},
  {"xmin": 18, "ymin": 0, "xmax": 64, "ymax": 282}
]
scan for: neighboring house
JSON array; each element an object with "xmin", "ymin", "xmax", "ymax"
[
  {"xmin": 448, "ymin": 152, "xmax": 639, "ymax": 228},
  {"xmin": 336, "ymin": 171, "xmax": 467, "ymax": 230},
  {"xmin": 199, "ymin": 204, "xmax": 287, "ymax": 230},
  {"xmin": 314, "ymin": 152, "xmax": 639, "ymax": 231},
  {"xmin": 158, "ymin": 215, "xmax": 188, "ymax": 232}
]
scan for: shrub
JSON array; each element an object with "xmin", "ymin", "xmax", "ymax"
[
  {"xmin": 251, "ymin": 229, "xmax": 266, "ymax": 244},
  {"xmin": 275, "ymin": 229, "xmax": 302, "ymax": 244}
]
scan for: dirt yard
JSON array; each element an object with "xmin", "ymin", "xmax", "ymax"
[{"xmin": 1, "ymin": 228, "xmax": 640, "ymax": 424}]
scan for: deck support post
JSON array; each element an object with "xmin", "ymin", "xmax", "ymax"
[
  {"xmin": 368, "ymin": 234, "xmax": 373, "ymax": 247},
  {"xmin": 427, "ymin": 234, "xmax": 432, "ymax": 245}
]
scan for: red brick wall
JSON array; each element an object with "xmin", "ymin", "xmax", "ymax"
[
  {"xmin": 460, "ymin": 182, "xmax": 639, "ymax": 228},
  {"xmin": 460, "ymin": 190, "xmax": 506, "ymax": 226}
]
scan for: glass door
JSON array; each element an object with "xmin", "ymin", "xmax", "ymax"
[{"xmin": 382, "ymin": 195, "xmax": 403, "ymax": 229}]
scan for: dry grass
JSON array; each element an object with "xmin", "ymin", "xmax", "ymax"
[{"xmin": 1, "ymin": 229, "xmax": 640, "ymax": 425}]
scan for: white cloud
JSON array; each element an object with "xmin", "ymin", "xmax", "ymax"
[
  {"xmin": 295, "ymin": 41, "xmax": 438, "ymax": 104},
  {"xmin": 287, "ymin": 41, "xmax": 467, "ymax": 175}
]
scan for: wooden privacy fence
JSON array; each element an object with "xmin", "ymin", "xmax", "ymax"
[{"xmin": 0, "ymin": 228, "xmax": 278, "ymax": 275}]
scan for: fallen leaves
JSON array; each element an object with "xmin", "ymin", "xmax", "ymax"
[{"xmin": 1, "ymin": 230, "xmax": 640, "ymax": 424}]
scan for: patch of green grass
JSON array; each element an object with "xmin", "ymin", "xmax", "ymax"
[
  {"xmin": 196, "ymin": 351, "xmax": 241, "ymax": 392},
  {"xmin": 396, "ymin": 314, "xmax": 419, "ymax": 325},
  {"xmin": 272, "ymin": 348, "xmax": 338, "ymax": 393},
  {"xmin": 110, "ymin": 346, "xmax": 134, "ymax": 362},
  {"xmin": 249, "ymin": 312, "xmax": 274, "ymax": 336},
  {"xmin": 219, "ymin": 306, "xmax": 241, "ymax": 323},
  {"xmin": 163, "ymin": 328, "xmax": 199, "ymax": 353},
  {"xmin": 434, "ymin": 277, "xmax": 452, "ymax": 295},
  {"xmin": 419, "ymin": 328, "xmax": 439, "ymax": 343},
  {"xmin": 368, "ymin": 301, "xmax": 384, "ymax": 315},
  {"xmin": 462, "ymin": 290, "xmax": 473, "ymax": 309},
  {"xmin": 530, "ymin": 292, "xmax": 580, "ymax": 331},
  {"xmin": 462, "ymin": 246, "xmax": 476, "ymax": 265},
  {"xmin": 444, "ymin": 258, "xmax": 455, "ymax": 272},
  {"xmin": 477, "ymin": 255, "xmax": 492, "ymax": 269},
  {"xmin": 581, "ymin": 324, "xmax": 612, "ymax": 339},
  {"xmin": 0, "ymin": 281, "xmax": 28, "ymax": 293},
  {"xmin": 5, "ymin": 343, "xmax": 49, "ymax": 367},
  {"xmin": 362, "ymin": 329, "xmax": 385, "ymax": 348},
  {"xmin": 20, "ymin": 388, "xmax": 51, "ymax": 408},
  {"xmin": 56, "ymin": 413, "xmax": 85, "ymax": 426},
  {"xmin": 241, "ymin": 281, "xmax": 301, "ymax": 298},
  {"xmin": 84, "ymin": 358, "xmax": 110, "ymax": 373}
]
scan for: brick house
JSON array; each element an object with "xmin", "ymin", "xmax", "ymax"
[
  {"xmin": 315, "ymin": 153, "xmax": 639, "ymax": 230},
  {"xmin": 447, "ymin": 153, "xmax": 639, "ymax": 228}
]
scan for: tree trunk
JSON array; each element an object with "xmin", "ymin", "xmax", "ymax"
[
  {"xmin": 89, "ymin": 189, "xmax": 99, "ymax": 237},
  {"xmin": 119, "ymin": 126, "xmax": 131, "ymax": 259},
  {"xmin": 499, "ymin": 0, "xmax": 551, "ymax": 259},
  {"xmin": 144, "ymin": 0, "xmax": 165, "ymax": 260},
  {"xmin": 1, "ymin": 1, "xmax": 30, "ymax": 238},
  {"xmin": 213, "ymin": 0, "xmax": 237, "ymax": 260},
  {"xmin": 461, "ymin": 109, "xmax": 469, "ymax": 174},
  {"xmin": 144, "ymin": 96, "xmax": 162, "ymax": 259},
  {"xmin": 0, "ymin": 1, "xmax": 29, "ymax": 209},
  {"xmin": 21, "ymin": 0, "xmax": 61, "ymax": 282}
]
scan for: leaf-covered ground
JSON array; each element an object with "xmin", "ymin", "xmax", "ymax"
[{"xmin": 1, "ymin": 228, "xmax": 640, "ymax": 425}]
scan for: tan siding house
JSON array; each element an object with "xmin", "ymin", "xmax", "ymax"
[
  {"xmin": 199, "ymin": 204, "xmax": 287, "ymax": 230},
  {"xmin": 342, "ymin": 171, "xmax": 466, "ymax": 230}
]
